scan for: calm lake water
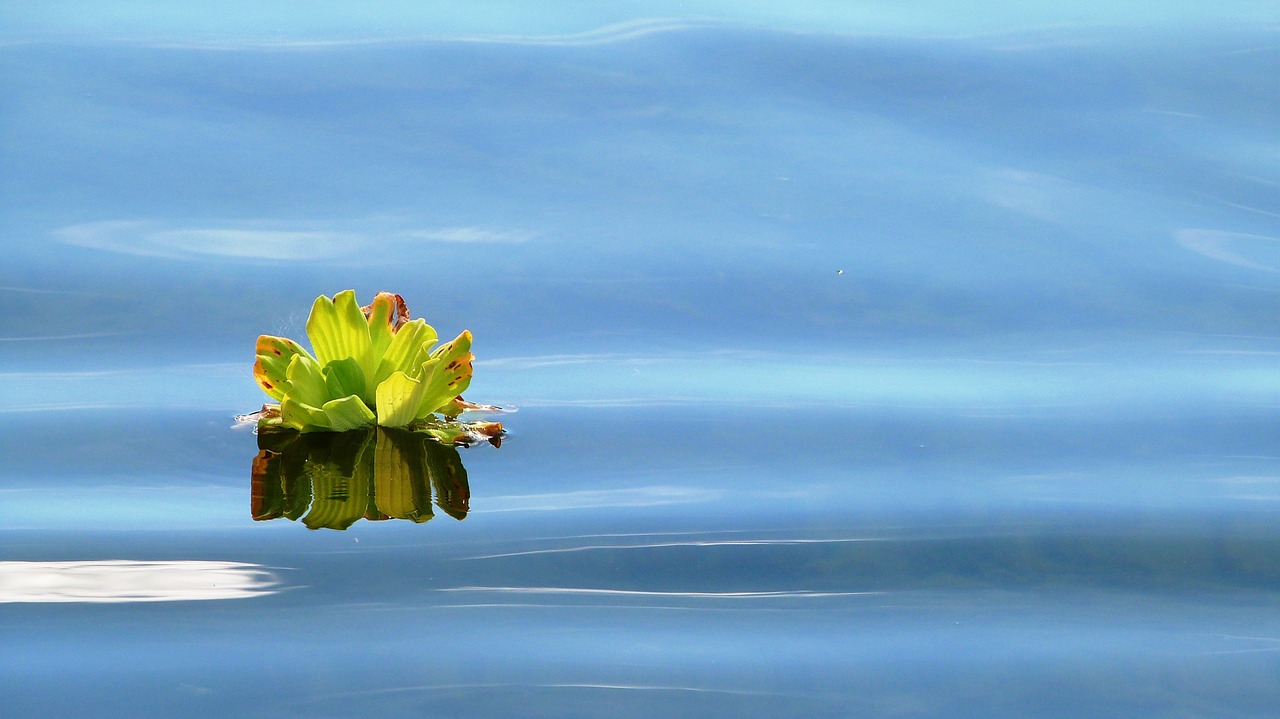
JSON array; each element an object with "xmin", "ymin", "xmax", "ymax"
[{"xmin": 3, "ymin": 4, "xmax": 1280, "ymax": 717}]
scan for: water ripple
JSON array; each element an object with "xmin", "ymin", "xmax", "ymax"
[
  {"xmin": 437, "ymin": 586, "xmax": 878, "ymax": 599},
  {"xmin": 459, "ymin": 537, "xmax": 890, "ymax": 560}
]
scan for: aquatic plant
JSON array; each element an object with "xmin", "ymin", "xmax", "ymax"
[{"xmin": 252, "ymin": 290, "xmax": 502, "ymax": 444}]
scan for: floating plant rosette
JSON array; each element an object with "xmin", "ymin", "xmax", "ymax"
[{"xmin": 246, "ymin": 290, "xmax": 504, "ymax": 446}]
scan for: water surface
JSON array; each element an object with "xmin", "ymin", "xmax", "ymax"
[{"xmin": 2, "ymin": 4, "xmax": 1279, "ymax": 717}]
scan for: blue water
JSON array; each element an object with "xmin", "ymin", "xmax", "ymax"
[{"xmin": 2, "ymin": 4, "xmax": 1280, "ymax": 717}]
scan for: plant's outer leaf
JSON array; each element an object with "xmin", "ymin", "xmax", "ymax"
[
  {"xmin": 436, "ymin": 397, "xmax": 467, "ymax": 419},
  {"xmin": 306, "ymin": 290, "xmax": 371, "ymax": 369},
  {"xmin": 320, "ymin": 394, "xmax": 376, "ymax": 431},
  {"xmin": 284, "ymin": 354, "xmax": 328, "ymax": 409},
  {"xmin": 418, "ymin": 424, "xmax": 471, "ymax": 445},
  {"xmin": 252, "ymin": 403, "xmax": 285, "ymax": 431},
  {"xmin": 469, "ymin": 421, "xmax": 505, "ymax": 447},
  {"xmin": 254, "ymin": 335, "xmax": 311, "ymax": 400},
  {"xmin": 414, "ymin": 331, "xmax": 474, "ymax": 419},
  {"xmin": 375, "ymin": 370, "xmax": 428, "ymax": 428},
  {"xmin": 373, "ymin": 318, "xmax": 437, "ymax": 386},
  {"xmin": 429, "ymin": 329, "xmax": 471, "ymax": 361},
  {"xmin": 435, "ymin": 396, "xmax": 504, "ymax": 418},
  {"xmin": 322, "ymin": 357, "xmax": 368, "ymax": 405},
  {"xmin": 415, "ymin": 419, "xmax": 504, "ymax": 447},
  {"xmin": 280, "ymin": 395, "xmax": 331, "ymax": 432}
]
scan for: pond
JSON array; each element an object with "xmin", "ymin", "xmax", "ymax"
[{"xmin": 2, "ymin": 4, "xmax": 1279, "ymax": 717}]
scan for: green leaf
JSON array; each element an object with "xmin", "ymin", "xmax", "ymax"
[
  {"xmin": 252, "ymin": 403, "xmax": 285, "ymax": 431},
  {"xmin": 417, "ymin": 423, "xmax": 473, "ymax": 446},
  {"xmin": 414, "ymin": 331, "xmax": 474, "ymax": 418},
  {"xmin": 429, "ymin": 328, "xmax": 471, "ymax": 361},
  {"xmin": 372, "ymin": 318, "xmax": 437, "ymax": 386},
  {"xmin": 284, "ymin": 353, "xmax": 328, "ymax": 409},
  {"xmin": 280, "ymin": 395, "xmax": 331, "ymax": 432},
  {"xmin": 320, "ymin": 394, "xmax": 376, "ymax": 431},
  {"xmin": 435, "ymin": 396, "xmax": 496, "ymax": 419},
  {"xmin": 374, "ymin": 370, "xmax": 428, "ymax": 428},
  {"xmin": 322, "ymin": 357, "xmax": 369, "ymax": 405},
  {"xmin": 254, "ymin": 292, "xmax": 496, "ymax": 436},
  {"xmin": 306, "ymin": 290, "xmax": 371, "ymax": 367},
  {"xmin": 415, "ymin": 417, "xmax": 504, "ymax": 447},
  {"xmin": 254, "ymin": 335, "xmax": 312, "ymax": 401},
  {"xmin": 363, "ymin": 292, "xmax": 403, "ymax": 381}
]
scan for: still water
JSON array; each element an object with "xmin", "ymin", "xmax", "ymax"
[{"xmin": 2, "ymin": 3, "xmax": 1280, "ymax": 717}]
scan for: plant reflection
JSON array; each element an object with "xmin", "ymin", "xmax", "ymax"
[{"xmin": 251, "ymin": 427, "xmax": 473, "ymax": 530}]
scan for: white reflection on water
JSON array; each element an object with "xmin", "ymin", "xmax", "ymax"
[{"xmin": 0, "ymin": 560, "xmax": 283, "ymax": 603}]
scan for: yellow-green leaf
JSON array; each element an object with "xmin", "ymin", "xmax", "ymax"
[
  {"xmin": 280, "ymin": 395, "xmax": 331, "ymax": 432},
  {"xmin": 254, "ymin": 292, "xmax": 494, "ymax": 435},
  {"xmin": 322, "ymin": 357, "xmax": 369, "ymax": 406},
  {"xmin": 414, "ymin": 331, "xmax": 474, "ymax": 418},
  {"xmin": 284, "ymin": 353, "xmax": 328, "ymax": 409},
  {"xmin": 254, "ymin": 335, "xmax": 311, "ymax": 401},
  {"xmin": 372, "ymin": 318, "xmax": 437, "ymax": 386},
  {"xmin": 306, "ymin": 290, "xmax": 370, "ymax": 367},
  {"xmin": 320, "ymin": 395, "xmax": 376, "ymax": 431},
  {"xmin": 363, "ymin": 292, "xmax": 403, "ymax": 380},
  {"xmin": 374, "ymin": 370, "xmax": 428, "ymax": 428}
]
